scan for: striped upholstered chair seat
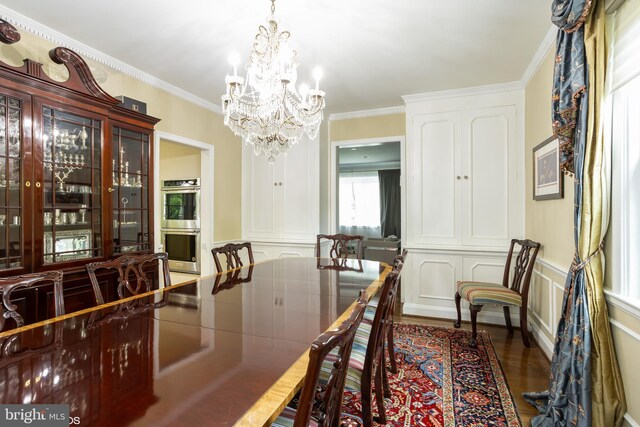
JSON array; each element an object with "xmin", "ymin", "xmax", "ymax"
[
  {"xmin": 320, "ymin": 319, "xmax": 372, "ymax": 391},
  {"xmin": 271, "ymin": 406, "xmax": 319, "ymax": 427},
  {"xmin": 456, "ymin": 281, "xmax": 523, "ymax": 307}
]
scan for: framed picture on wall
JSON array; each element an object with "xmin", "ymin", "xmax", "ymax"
[{"xmin": 533, "ymin": 136, "xmax": 564, "ymax": 200}]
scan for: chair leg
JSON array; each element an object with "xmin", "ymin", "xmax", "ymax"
[
  {"xmin": 469, "ymin": 304, "xmax": 483, "ymax": 347},
  {"xmin": 373, "ymin": 361, "xmax": 387, "ymax": 425},
  {"xmin": 454, "ymin": 291, "xmax": 462, "ymax": 328},
  {"xmin": 503, "ymin": 306, "xmax": 514, "ymax": 334},
  {"xmin": 361, "ymin": 369, "xmax": 373, "ymax": 427},
  {"xmin": 387, "ymin": 319, "xmax": 398, "ymax": 374},
  {"xmin": 381, "ymin": 350, "xmax": 391, "ymax": 398},
  {"xmin": 520, "ymin": 306, "xmax": 531, "ymax": 348}
]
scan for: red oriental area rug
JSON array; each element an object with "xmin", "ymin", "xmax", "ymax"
[{"xmin": 340, "ymin": 324, "xmax": 522, "ymax": 426}]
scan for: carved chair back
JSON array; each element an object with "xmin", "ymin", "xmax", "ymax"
[
  {"xmin": 502, "ymin": 239, "xmax": 541, "ymax": 306},
  {"xmin": 294, "ymin": 290, "xmax": 368, "ymax": 427},
  {"xmin": 0, "ymin": 271, "xmax": 65, "ymax": 330},
  {"xmin": 316, "ymin": 234, "xmax": 364, "ymax": 261},
  {"xmin": 86, "ymin": 252, "xmax": 171, "ymax": 305},
  {"xmin": 211, "ymin": 242, "xmax": 254, "ymax": 273}
]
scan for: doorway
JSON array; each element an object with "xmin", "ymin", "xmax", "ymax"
[
  {"xmin": 154, "ymin": 131, "xmax": 215, "ymax": 279},
  {"xmin": 330, "ymin": 136, "xmax": 405, "ymax": 242}
]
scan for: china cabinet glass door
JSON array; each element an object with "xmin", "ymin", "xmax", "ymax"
[
  {"xmin": 112, "ymin": 126, "xmax": 150, "ymax": 254},
  {"xmin": 42, "ymin": 107, "xmax": 102, "ymax": 264},
  {"xmin": 0, "ymin": 94, "xmax": 24, "ymax": 270}
]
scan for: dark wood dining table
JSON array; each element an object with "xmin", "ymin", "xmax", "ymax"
[{"xmin": 0, "ymin": 257, "xmax": 391, "ymax": 426}]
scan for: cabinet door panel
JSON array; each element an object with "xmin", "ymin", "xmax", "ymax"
[
  {"xmin": 281, "ymin": 136, "xmax": 318, "ymax": 240},
  {"xmin": 461, "ymin": 255, "xmax": 506, "ymax": 284},
  {"xmin": 408, "ymin": 252, "xmax": 461, "ymax": 305},
  {"xmin": 39, "ymin": 105, "xmax": 103, "ymax": 265},
  {"xmin": 0, "ymin": 91, "xmax": 31, "ymax": 272},
  {"xmin": 463, "ymin": 107, "xmax": 513, "ymax": 246},
  {"xmin": 410, "ymin": 112, "xmax": 462, "ymax": 245},
  {"xmin": 244, "ymin": 145, "xmax": 278, "ymax": 238},
  {"xmin": 112, "ymin": 126, "xmax": 151, "ymax": 254}
]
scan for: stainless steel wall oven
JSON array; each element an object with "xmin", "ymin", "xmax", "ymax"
[
  {"xmin": 161, "ymin": 229, "xmax": 201, "ymax": 274},
  {"xmin": 161, "ymin": 178, "xmax": 201, "ymax": 273},
  {"xmin": 161, "ymin": 179, "xmax": 200, "ymax": 229}
]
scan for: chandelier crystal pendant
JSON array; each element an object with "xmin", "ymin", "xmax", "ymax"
[{"xmin": 221, "ymin": 0, "xmax": 325, "ymax": 164}]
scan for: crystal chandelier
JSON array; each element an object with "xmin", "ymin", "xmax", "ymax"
[{"xmin": 221, "ymin": 0, "xmax": 325, "ymax": 164}]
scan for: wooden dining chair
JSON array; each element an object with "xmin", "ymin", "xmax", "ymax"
[
  {"xmin": 271, "ymin": 290, "xmax": 368, "ymax": 427},
  {"xmin": 211, "ymin": 242, "xmax": 254, "ymax": 273},
  {"xmin": 321, "ymin": 268, "xmax": 401, "ymax": 427},
  {"xmin": 365, "ymin": 249, "xmax": 407, "ymax": 375},
  {"xmin": 454, "ymin": 238, "xmax": 541, "ymax": 347},
  {"xmin": 316, "ymin": 233, "xmax": 364, "ymax": 260},
  {"xmin": 86, "ymin": 252, "xmax": 171, "ymax": 305},
  {"xmin": 0, "ymin": 271, "xmax": 65, "ymax": 330}
]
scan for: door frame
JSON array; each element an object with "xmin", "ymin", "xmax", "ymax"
[
  {"xmin": 329, "ymin": 136, "xmax": 406, "ymax": 243},
  {"xmin": 154, "ymin": 131, "xmax": 215, "ymax": 277}
]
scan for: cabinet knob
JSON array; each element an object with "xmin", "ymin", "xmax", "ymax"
[
  {"xmin": 456, "ymin": 176, "xmax": 461, "ymax": 180},
  {"xmin": 108, "ymin": 187, "xmax": 114, "ymax": 193},
  {"xmin": 25, "ymin": 181, "xmax": 31, "ymax": 188},
  {"xmin": 279, "ymin": 182, "xmax": 283, "ymax": 186},
  {"xmin": 464, "ymin": 175, "xmax": 469, "ymax": 180},
  {"xmin": 35, "ymin": 182, "xmax": 41, "ymax": 188}
]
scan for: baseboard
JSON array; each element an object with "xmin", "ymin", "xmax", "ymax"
[
  {"xmin": 402, "ymin": 303, "xmax": 519, "ymax": 325},
  {"xmin": 624, "ymin": 412, "xmax": 640, "ymax": 427},
  {"xmin": 529, "ymin": 321, "xmax": 555, "ymax": 359}
]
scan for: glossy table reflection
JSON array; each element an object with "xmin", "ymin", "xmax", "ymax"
[{"xmin": 0, "ymin": 257, "xmax": 390, "ymax": 426}]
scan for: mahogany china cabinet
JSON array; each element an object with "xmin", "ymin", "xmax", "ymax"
[{"xmin": 0, "ymin": 21, "xmax": 159, "ymax": 324}]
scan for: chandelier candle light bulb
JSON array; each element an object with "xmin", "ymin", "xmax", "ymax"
[{"xmin": 221, "ymin": 0, "xmax": 325, "ymax": 164}]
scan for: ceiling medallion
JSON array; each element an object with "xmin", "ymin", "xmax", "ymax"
[{"xmin": 221, "ymin": 0, "xmax": 325, "ymax": 164}]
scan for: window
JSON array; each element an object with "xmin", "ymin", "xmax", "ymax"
[
  {"xmin": 610, "ymin": 0, "xmax": 640, "ymax": 305},
  {"xmin": 338, "ymin": 171, "xmax": 381, "ymax": 237}
]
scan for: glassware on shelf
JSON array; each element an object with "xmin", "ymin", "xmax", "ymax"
[
  {"xmin": 121, "ymin": 197, "xmax": 128, "ymax": 223},
  {"xmin": 79, "ymin": 205, "xmax": 87, "ymax": 224}
]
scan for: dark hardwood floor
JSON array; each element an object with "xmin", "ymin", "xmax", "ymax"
[{"xmin": 395, "ymin": 309, "xmax": 551, "ymax": 425}]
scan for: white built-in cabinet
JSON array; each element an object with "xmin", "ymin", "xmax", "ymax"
[
  {"xmin": 242, "ymin": 135, "xmax": 319, "ymax": 257},
  {"xmin": 402, "ymin": 87, "xmax": 524, "ymax": 325}
]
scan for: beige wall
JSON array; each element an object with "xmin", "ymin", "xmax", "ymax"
[
  {"xmin": 0, "ymin": 28, "xmax": 242, "ymax": 241},
  {"xmin": 330, "ymin": 113, "xmax": 406, "ymax": 142},
  {"xmin": 525, "ymin": 44, "xmax": 640, "ymax": 427},
  {"xmin": 524, "ymin": 49, "xmax": 575, "ymax": 268},
  {"xmin": 159, "ymin": 140, "xmax": 202, "ymax": 180}
]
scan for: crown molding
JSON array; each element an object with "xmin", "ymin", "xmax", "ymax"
[
  {"xmin": 402, "ymin": 81, "xmax": 524, "ymax": 104},
  {"xmin": 329, "ymin": 105, "xmax": 405, "ymax": 121},
  {"xmin": 520, "ymin": 25, "xmax": 557, "ymax": 88},
  {"xmin": 0, "ymin": 5, "xmax": 222, "ymax": 115}
]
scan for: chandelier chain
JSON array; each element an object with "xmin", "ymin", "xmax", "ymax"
[{"xmin": 271, "ymin": 0, "xmax": 275, "ymax": 14}]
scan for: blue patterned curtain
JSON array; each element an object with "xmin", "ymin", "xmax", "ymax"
[{"xmin": 523, "ymin": 0, "xmax": 593, "ymax": 425}]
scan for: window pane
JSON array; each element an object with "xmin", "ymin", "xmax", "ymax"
[{"xmin": 338, "ymin": 171, "xmax": 381, "ymax": 230}]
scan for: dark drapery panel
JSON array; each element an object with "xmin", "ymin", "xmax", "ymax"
[{"xmin": 378, "ymin": 169, "xmax": 401, "ymax": 238}]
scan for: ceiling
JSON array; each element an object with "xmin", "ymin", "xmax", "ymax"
[
  {"xmin": 0, "ymin": 1, "xmax": 552, "ymax": 115},
  {"xmin": 339, "ymin": 142, "xmax": 401, "ymax": 170}
]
